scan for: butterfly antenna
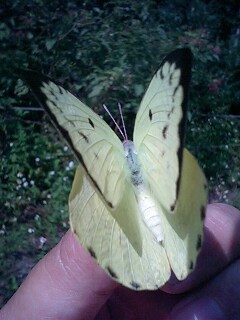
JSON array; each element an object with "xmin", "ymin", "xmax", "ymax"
[
  {"xmin": 103, "ymin": 104, "xmax": 125, "ymax": 140},
  {"xmin": 118, "ymin": 103, "xmax": 128, "ymax": 141}
]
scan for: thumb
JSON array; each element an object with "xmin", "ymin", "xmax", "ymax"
[{"xmin": 1, "ymin": 230, "xmax": 118, "ymax": 320}]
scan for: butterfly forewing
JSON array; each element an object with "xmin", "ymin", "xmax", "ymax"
[
  {"xmin": 22, "ymin": 71, "xmax": 143, "ymax": 254},
  {"xmin": 23, "ymin": 72, "xmax": 127, "ymax": 209},
  {"xmin": 134, "ymin": 48, "xmax": 192, "ymax": 213}
]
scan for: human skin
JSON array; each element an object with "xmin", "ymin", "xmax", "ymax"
[{"xmin": 1, "ymin": 203, "xmax": 240, "ymax": 319}]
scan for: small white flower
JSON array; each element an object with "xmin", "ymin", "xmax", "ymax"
[
  {"xmin": 63, "ymin": 146, "xmax": 68, "ymax": 151},
  {"xmin": 30, "ymin": 180, "xmax": 35, "ymax": 185},
  {"xmin": 68, "ymin": 161, "xmax": 74, "ymax": 168},
  {"xmin": 28, "ymin": 228, "xmax": 34, "ymax": 234},
  {"xmin": 47, "ymin": 194, "xmax": 51, "ymax": 199},
  {"xmin": 9, "ymin": 142, "xmax": 14, "ymax": 147},
  {"xmin": 39, "ymin": 236, "xmax": 47, "ymax": 247},
  {"xmin": 35, "ymin": 157, "xmax": 40, "ymax": 163},
  {"xmin": 17, "ymin": 172, "xmax": 23, "ymax": 178},
  {"xmin": 43, "ymin": 200, "xmax": 47, "ymax": 205},
  {"xmin": 49, "ymin": 171, "xmax": 55, "ymax": 176},
  {"xmin": 23, "ymin": 181, "xmax": 29, "ymax": 187},
  {"xmin": 34, "ymin": 214, "xmax": 40, "ymax": 221}
]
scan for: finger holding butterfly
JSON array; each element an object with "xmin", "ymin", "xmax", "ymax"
[
  {"xmin": 96, "ymin": 203, "xmax": 240, "ymax": 320},
  {"xmin": 2, "ymin": 204, "xmax": 240, "ymax": 320},
  {"xmin": 169, "ymin": 258, "xmax": 240, "ymax": 320},
  {"xmin": 163, "ymin": 203, "xmax": 240, "ymax": 294},
  {"xmin": 0, "ymin": 231, "xmax": 119, "ymax": 320}
]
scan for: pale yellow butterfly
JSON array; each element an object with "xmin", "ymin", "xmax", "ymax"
[{"xmin": 22, "ymin": 48, "xmax": 208, "ymax": 290}]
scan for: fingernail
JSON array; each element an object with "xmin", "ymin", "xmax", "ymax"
[{"xmin": 171, "ymin": 298, "xmax": 225, "ymax": 320}]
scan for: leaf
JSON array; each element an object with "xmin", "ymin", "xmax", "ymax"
[
  {"xmin": 88, "ymin": 84, "xmax": 103, "ymax": 98},
  {"xmin": 45, "ymin": 39, "xmax": 57, "ymax": 51},
  {"xmin": 134, "ymin": 84, "xmax": 144, "ymax": 97}
]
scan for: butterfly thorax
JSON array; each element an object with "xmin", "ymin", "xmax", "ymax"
[{"xmin": 123, "ymin": 140, "xmax": 144, "ymax": 187}]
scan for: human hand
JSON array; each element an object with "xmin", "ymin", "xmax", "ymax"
[{"xmin": 1, "ymin": 203, "xmax": 240, "ymax": 320}]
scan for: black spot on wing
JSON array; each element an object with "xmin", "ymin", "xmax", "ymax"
[
  {"xmin": 162, "ymin": 125, "xmax": 168, "ymax": 139},
  {"xmin": 79, "ymin": 131, "xmax": 89, "ymax": 143},
  {"xmin": 106, "ymin": 266, "xmax": 118, "ymax": 279},
  {"xmin": 160, "ymin": 68, "xmax": 164, "ymax": 80},
  {"xmin": 130, "ymin": 281, "xmax": 141, "ymax": 290},
  {"xmin": 189, "ymin": 260, "xmax": 194, "ymax": 270},
  {"xmin": 170, "ymin": 201, "xmax": 176, "ymax": 212},
  {"xmin": 204, "ymin": 183, "xmax": 208, "ymax": 190},
  {"xmin": 167, "ymin": 106, "xmax": 174, "ymax": 119},
  {"xmin": 201, "ymin": 205, "xmax": 206, "ymax": 221},
  {"xmin": 88, "ymin": 247, "xmax": 97, "ymax": 259},
  {"xmin": 160, "ymin": 150, "xmax": 165, "ymax": 157},
  {"xmin": 59, "ymin": 86, "xmax": 65, "ymax": 95},
  {"xmin": 196, "ymin": 234, "xmax": 202, "ymax": 251},
  {"xmin": 169, "ymin": 72, "xmax": 173, "ymax": 86},
  {"xmin": 149, "ymin": 109, "xmax": 153, "ymax": 121},
  {"xmin": 173, "ymin": 86, "xmax": 178, "ymax": 97},
  {"xmin": 88, "ymin": 118, "xmax": 94, "ymax": 128}
]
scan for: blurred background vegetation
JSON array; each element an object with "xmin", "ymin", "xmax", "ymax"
[{"xmin": 0, "ymin": 0, "xmax": 239, "ymax": 307}]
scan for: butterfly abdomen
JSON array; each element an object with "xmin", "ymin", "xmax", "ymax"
[{"xmin": 123, "ymin": 140, "xmax": 163, "ymax": 244}]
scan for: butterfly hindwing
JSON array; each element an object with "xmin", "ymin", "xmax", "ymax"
[
  {"xmin": 159, "ymin": 149, "xmax": 208, "ymax": 280},
  {"xmin": 69, "ymin": 165, "xmax": 171, "ymax": 290}
]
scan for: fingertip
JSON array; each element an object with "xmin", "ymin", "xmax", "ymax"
[{"xmin": 56, "ymin": 230, "xmax": 119, "ymax": 294}]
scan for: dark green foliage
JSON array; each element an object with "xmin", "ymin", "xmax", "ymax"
[{"xmin": 0, "ymin": 0, "xmax": 240, "ymax": 306}]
